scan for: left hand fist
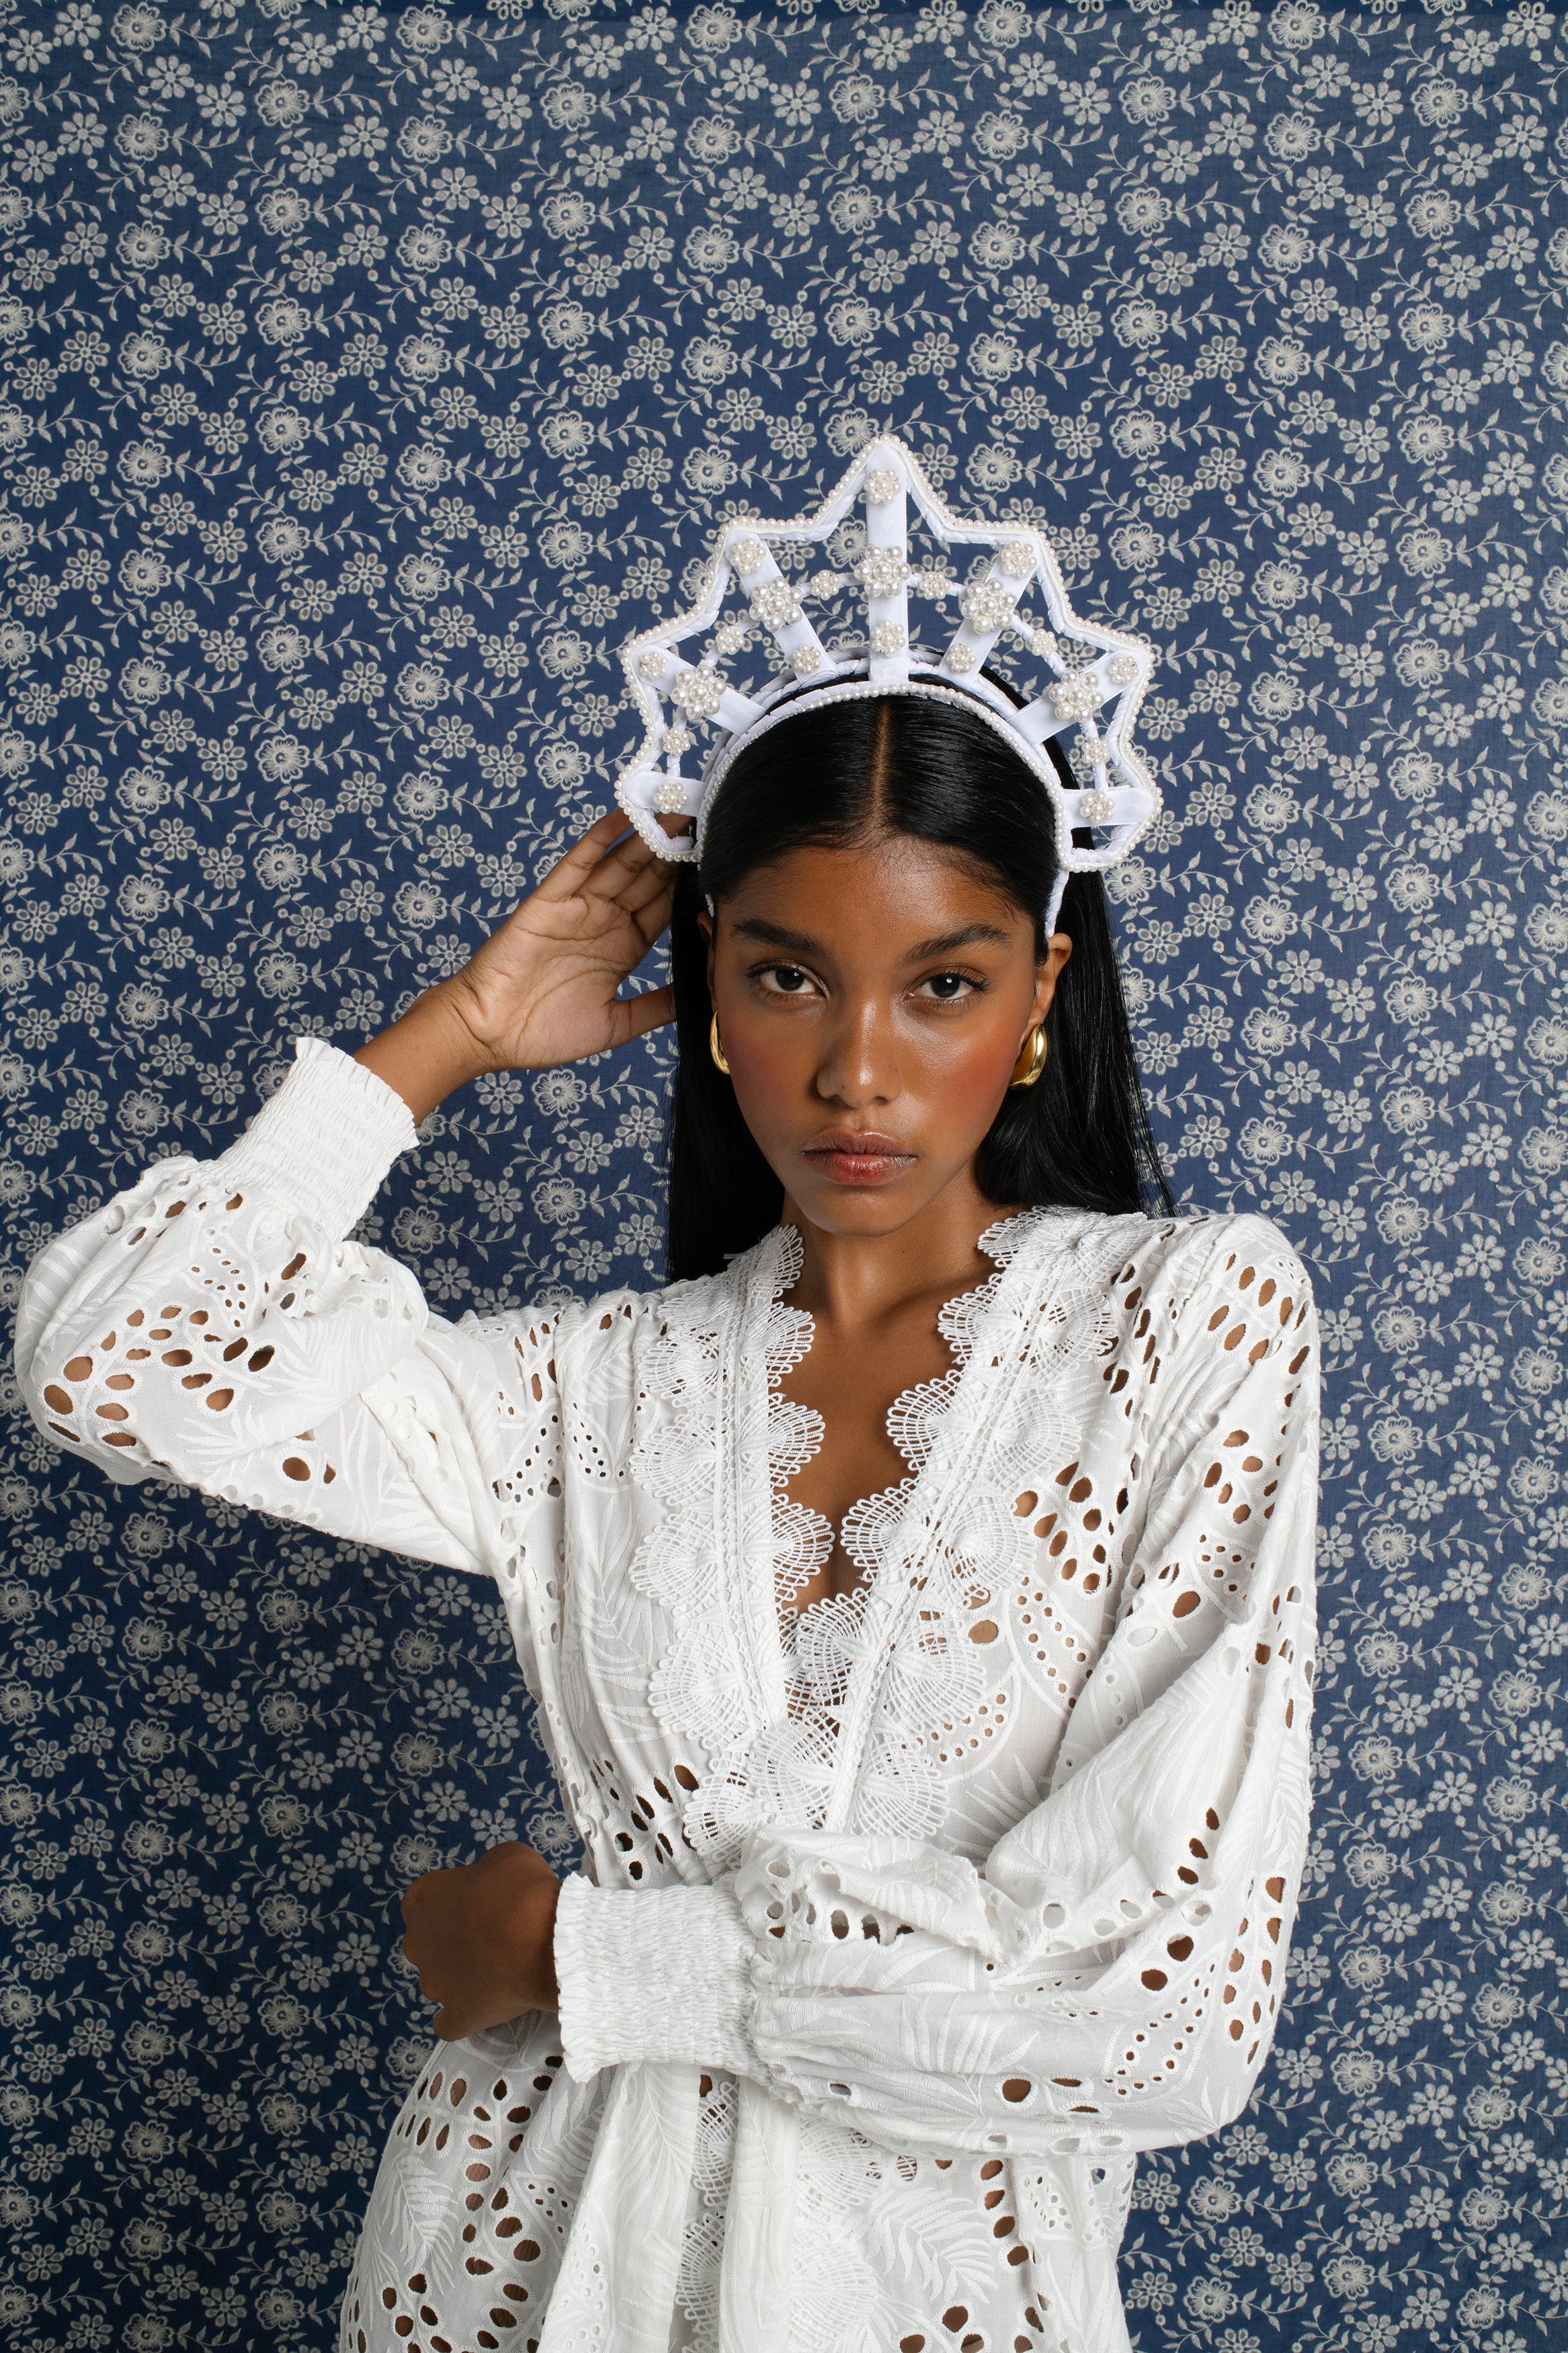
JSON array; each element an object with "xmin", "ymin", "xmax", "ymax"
[{"xmin": 401, "ymin": 1841, "xmax": 561, "ymax": 2041}]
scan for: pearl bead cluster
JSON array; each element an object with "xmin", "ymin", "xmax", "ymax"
[
  {"xmin": 1048, "ymin": 672, "xmax": 1104, "ymax": 724},
  {"xmin": 749, "ymin": 577, "xmax": 803, "ymax": 631},
  {"xmin": 859, "ymin": 544, "xmax": 909, "ymax": 599},
  {"xmin": 960, "ymin": 580, "xmax": 1020, "ymax": 637},
  {"xmin": 671, "ymin": 666, "xmax": 725, "ymax": 720}
]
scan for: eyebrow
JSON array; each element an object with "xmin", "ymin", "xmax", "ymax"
[
  {"xmin": 730, "ymin": 917, "xmax": 1014, "ymax": 961},
  {"xmin": 903, "ymin": 922, "xmax": 1014, "ymax": 961},
  {"xmin": 731, "ymin": 918, "xmax": 827, "ymax": 957}
]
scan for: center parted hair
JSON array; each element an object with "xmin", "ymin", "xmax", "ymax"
[{"xmin": 664, "ymin": 681, "xmax": 1173, "ymax": 1282}]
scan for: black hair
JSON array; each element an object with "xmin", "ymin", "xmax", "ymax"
[{"xmin": 665, "ymin": 676, "xmax": 1173, "ymax": 1281}]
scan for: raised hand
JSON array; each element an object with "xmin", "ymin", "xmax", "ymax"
[
  {"xmin": 401, "ymin": 1840, "xmax": 562, "ymax": 2041},
  {"xmin": 354, "ymin": 810, "xmax": 677, "ymax": 1121}
]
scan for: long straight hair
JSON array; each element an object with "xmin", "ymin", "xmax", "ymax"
[{"xmin": 665, "ymin": 680, "xmax": 1172, "ymax": 1281}]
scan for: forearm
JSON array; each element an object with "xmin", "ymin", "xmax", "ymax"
[{"xmin": 352, "ymin": 980, "xmax": 493, "ymax": 1124}]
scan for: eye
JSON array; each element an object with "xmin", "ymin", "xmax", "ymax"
[
  {"xmin": 916, "ymin": 971, "xmax": 979, "ymax": 1002},
  {"xmin": 756, "ymin": 963, "xmax": 818, "ymax": 996}
]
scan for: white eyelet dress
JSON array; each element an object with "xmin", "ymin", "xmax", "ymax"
[{"xmin": 15, "ymin": 1037, "xmax": 1320, "ymax": 2353}]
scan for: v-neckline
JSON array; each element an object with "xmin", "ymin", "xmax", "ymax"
[
  {"xmin": 653, "ymin": 1201, "xmax": 1096, "ymax": 1865},
  {"xmin": 770, "ymin": 1218, "xmax": 1022, "ymax": 1626},
  {"xmin": 754, "ymin": 1211, "xmax": 1038, "ymax": 1737}
]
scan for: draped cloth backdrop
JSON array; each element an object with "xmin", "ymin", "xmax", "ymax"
[{"xmin": 0, "ymin": 1, "xmax": 1564, "ymax": 2348}]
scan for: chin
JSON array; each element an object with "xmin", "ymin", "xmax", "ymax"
[{"xmin": 793, "ymin": 1179, "xmax": 935, "ymax": 1235}]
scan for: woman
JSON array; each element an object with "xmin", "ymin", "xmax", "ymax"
[{"xmin": 17, "ymin": 612, "xmax": 1318, "ymax": 2350}]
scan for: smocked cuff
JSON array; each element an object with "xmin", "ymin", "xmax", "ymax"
[
  {"xmin": 553, "ymin": 1874, "xmax": 756, "ymax": 2085},
  {"xmin": 210, "ymin": 1037, "xmax": 419, "ymax": 1241}
]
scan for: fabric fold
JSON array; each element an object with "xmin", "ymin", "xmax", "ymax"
[
  {"xmin": 718, "ymin": 2077, "xmax": 802, "ymax": 2353},
  {"xmin": 553, "ymin": 1872, "xmax": 757, "ymax": 2084},
  {"xmin": 537, "ymin": 2061, "xmax": 704, "ymax": 2353},
  {"xmin": 211, "ymin": 1034, "xmax": 419, "ymax": 1239}
]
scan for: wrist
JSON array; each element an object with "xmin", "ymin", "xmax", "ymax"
[
  {"xmin": 353, "ymin": 982, "xmax": 493, "ymax": 1123},
  {"xmin": 534, "ymin": 1877, "xmax": 561, "ymax": 2012},
  {"xmin": 500, "ymin": 1856, "xmax": 561, "ymax": 2014},
  {"xmin": 420, "ymin": 977, "xmax": 502, "ymax": 1088}
]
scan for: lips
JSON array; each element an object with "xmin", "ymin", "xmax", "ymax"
[{"xmin": 798, "ymin": 1128, "xmax": 917, "ymax": 1188}]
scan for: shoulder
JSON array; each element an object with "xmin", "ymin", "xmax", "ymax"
[
  {"xmin": 1017, "ymin": 1211, "xmax": 1323, "ymax": 1459},
  {"xmin": 1002, "ymin": 1207, "xmax": 1318, "ymax": 1399},
  {"xmin": 1112, "ymin": 1211, "xmax": 1318, "ymax": 1365},
  {"xmin": 1139, "ymin": 1215, "xmax": 1319, "ymax": 1425},
  {"xmin": 517, "ymin": 1226, "xmax": 786, "ymax": 1375},
  {"xmin": 1159, "ymin": 1209, "xmax": 1317, "ymax": 1326},
  {"xmin": 633, "ymin": 1224, "xmax": 794, "ymax": 1332},
  {"xmin": 997, "ymin": 1203, "xmax": 1313, "ymax": 1305},
  {"xmin": 1122, "ymin": 1207, "xmax": 1314, "ymax": 1295}
]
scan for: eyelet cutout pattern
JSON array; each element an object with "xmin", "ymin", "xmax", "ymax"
[{"xmin": 19, "ymin": 1054, "xmax": 1317, "ymax": 2353}]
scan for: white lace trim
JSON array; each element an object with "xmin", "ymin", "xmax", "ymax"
[
  {"xmin": 635, "ymin": 1210, "xmax": 1091, "ymax": 1867},
  {"xmin": 630, "ymin": 1225, "xmax": 811, "ymax": 1829},
  {"xmin": 837, "ymin": 1209, "xmax": 1132, "ymax": 1841},
  {"xmin": 764, "ymin": 1213, "xmax": 1036, "ymax": 1847}
]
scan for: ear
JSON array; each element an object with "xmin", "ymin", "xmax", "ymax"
[
  {"xmin": 697, "ymin": 907, "xmax": 714, "ymax": 997},
  {"xmin": 1031, "ymin": 931, "xmax": 1072, "ymax": 1027}
]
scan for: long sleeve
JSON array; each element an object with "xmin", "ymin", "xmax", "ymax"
[
  {"xmin": 554, "ymin": 1224, "xmax": 1319, "ymax": 2164},
  {"xmin": 14, "ymin": 1038, "xmax": 567, "ymax": 1615}
]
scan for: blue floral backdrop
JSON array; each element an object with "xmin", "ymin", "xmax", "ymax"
[{"xmin": 1, "ymin": 0, "xmax": 1565, "ymax": 2348}]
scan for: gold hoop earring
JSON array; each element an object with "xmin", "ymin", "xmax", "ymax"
[
  {"xmin": 709, "ymin": 1014, "xmax": 731, "ymax": 1076},
  {"xmin": 1008, "ymin": 1024, "xmax": 1048, "ymax": 1089}
]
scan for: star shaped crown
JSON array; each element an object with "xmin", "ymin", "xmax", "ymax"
[{"xmin": 612, "ymin": 432, "xmax": 1161, "ymax": 908}]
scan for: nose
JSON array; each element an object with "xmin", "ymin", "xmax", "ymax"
[{"xmin": 815, "ymin": 994, "xmax": 897, "ymax": 1108}]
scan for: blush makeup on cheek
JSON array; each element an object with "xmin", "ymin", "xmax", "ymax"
[{"xmin": 938, "ymin": 1058, "xmax": 1018, "ymax": 1136}]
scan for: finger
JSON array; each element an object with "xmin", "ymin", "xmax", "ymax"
[
  {"xmin": 616, "ymin": 858, "xmax": 678, "ymax": 921},
  {"xmin": 630, "ymin": 890, "xmax": 676, "ymax": 959},
  {"xmin": 608, "ymin": 984, "xmax": 676, "ymax": 1044},
  {"xmin": 579, "ymin": 826, "xmax": 667, "ymax": 903},
  {"xmin": 474, "ymin": 1838, "xmax": 524, "ymax": 1868},
  {"xmin": 502, "ymin": 1841, "xmax": 552, "ymax": 1871},
  {"xmin": 402, "ymin": 1916, "xmax": 438, "ymax": 1963},
  {"xmin": 531, "ymin": 809, "xmax": 632, "ymax": 899}
]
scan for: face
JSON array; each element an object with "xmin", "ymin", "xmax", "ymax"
[{"xmin": 701, "ymin": 831, "xmax": 1071, "ymax": 1240}]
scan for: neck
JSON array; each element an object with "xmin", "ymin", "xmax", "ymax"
[{"xmin": 778, "ymin": 1170, "xmax": 1016, "ymax": 1332}]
